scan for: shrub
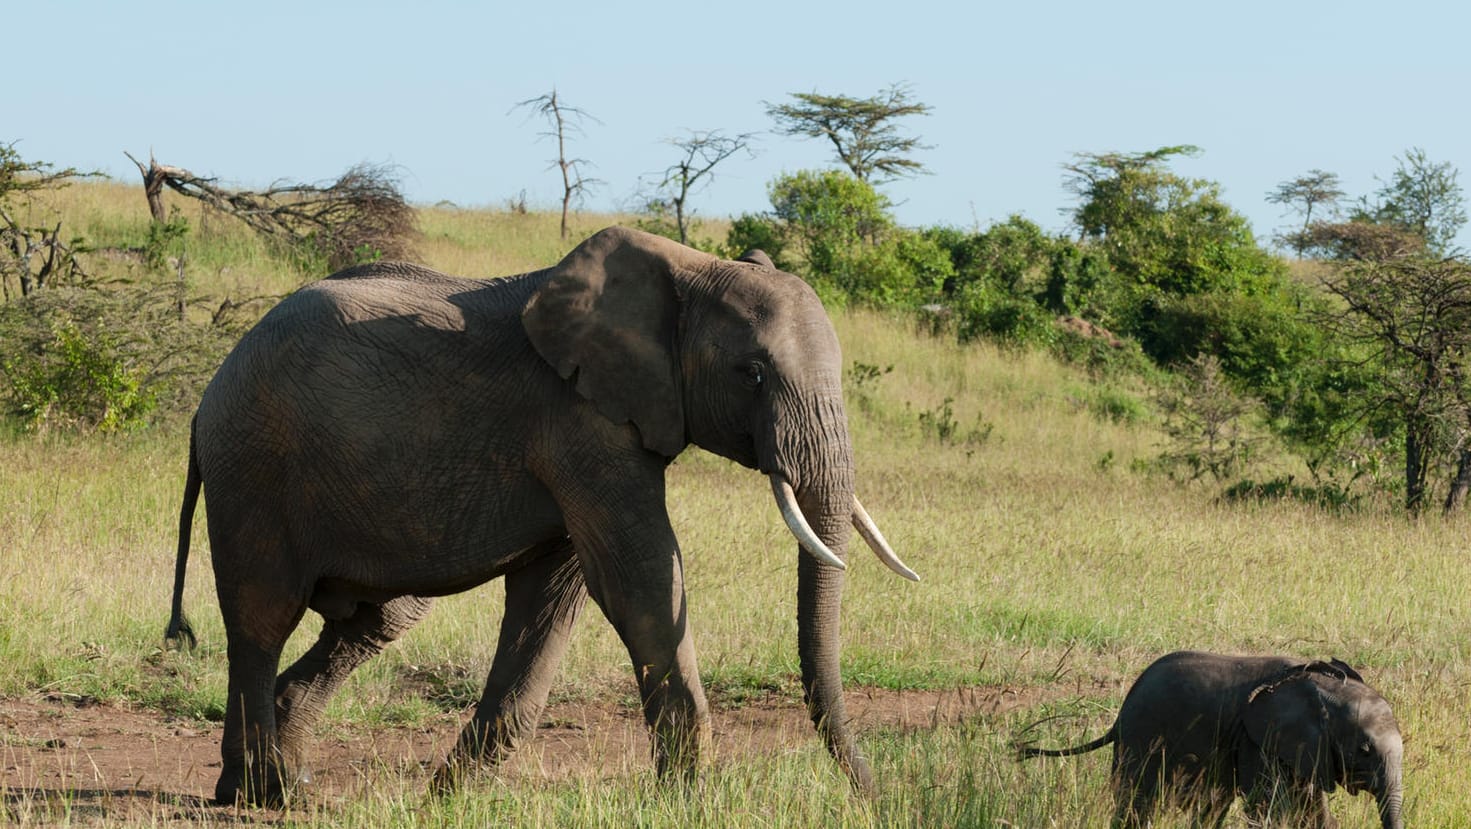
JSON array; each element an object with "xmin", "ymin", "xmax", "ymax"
[
  {"xmin": 1043, "ymin": 242, "xmax": 1113, "ymax": 317},
  {"xmin": 1155, "ymin": 354, "xmax": 1259, "ymax": 482},
  {"xmin": 3, "ymin": 320, "xmax": 154, "ymax": 432},
  {"xmin": 725, "ymin": 213, "xmax": 788, "ymax": 267},
  {"xmin": 952, "ymin": 280, "xmax": 1056, "ymax": 348},
  {"xmin": 1135, "ymin": 286, "xmax": 1318, "ymax": 402},
  {"xmin": 825, "ymin": 229, "xmax": 953, "ymax": 306},
  {"xmin": 1082, "ymin": 385, "xmax": 1147, "ymax": 425},
  {"xmin": 731, "ymin": 171, "xmax": 953, "ymax": 307},
  {"xmin": 1221, "ymin": 476, "xmax": 1359, "ymax": 512},
  {"xmin": 1049, "ymin": 324, "xmax": 1156, "ymax": 379},
  {"xmin": 0, "ymin": 282, "xmax": 247, "ymax": 431}
]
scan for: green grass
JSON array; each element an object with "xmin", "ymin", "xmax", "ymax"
[{"xmin": 1, "ymin": 184, "xmax": 1468, "ymax": 825}]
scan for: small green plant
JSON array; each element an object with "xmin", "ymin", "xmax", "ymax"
[
  {"xmin": 846, "ymin": 360, "xmax": 894, "ymax": 415},
  {"xmin": 848, "ymin": 361, "xmax": 893, "ymax": 388},
  {"xmin": 1086, "ymin": 386, "xmax": 1146, "ymax": 425},
  {"xmin": 918, "ymin": 396, "xmax": 994, "ymax": 448},
  {"xmin": 1155, "ymin": 354, "xmax": 1258, "ymax": 482},
  {"xmin": 3, "ymin": 321, "xmax": 155, "ymax": 432},
  {"xmin": 142, "ymin": 208, "xmax": 190, "ymax": 271},
  {"xmin": 352, "ymin": 242, "xmax": 385, "ymax": 265}
]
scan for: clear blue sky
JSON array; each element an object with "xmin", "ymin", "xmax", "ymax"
[{"xmin": 11, "ymin": 1, "xmax": 1471, "ymax": 250}]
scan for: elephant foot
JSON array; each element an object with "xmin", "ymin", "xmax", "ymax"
[
  {"xmin": 429, "ymin": 754, "xmax": 492, "ymax": 797},
  {"xmin": 650, "ymin": 709, "xmax": 711, "ymax": 784},
  {"xmin": 213, "ymin": 760, "xmax": 295, "ymax": 808}
]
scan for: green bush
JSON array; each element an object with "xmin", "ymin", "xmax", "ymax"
[
  {"xmin": 3, "ymin": 320, "xmax": 154, "ymax": 432},
  {"xmin": 1043, "ymin": 242, "xmax": 1113, "ymax": 317},
  {"xmin": 1081, "ymin": 385, "xmax": 1147, "ymax": 425},
  {"xmin": 823, "ymin": 229, "xmax": 953, "ymax": 306},
  {"xmin": 1049, "ymin": 325, "xmax": 1156, "ymax": 379},
  {"xmin": 1136, "ymin": 286, "xmax": 1316, "ymax": 396},
  {"xmin": 951, "ymin": 280, "xmax": 1056, "ymax": 348},
  {"xmin": 725, "ymin": 213, "xmax": 788, "ymax": 267},
  {"xmin": 729, "ymin": 171, "xmax": 954, "ymax": 308},
  {"xmin": 1221, "ymin": 476, "xmax": 1359, "ymax": 512},
  {"xmin": 768, "ymin": 170, "xmax": 891, "ymax": 278}
]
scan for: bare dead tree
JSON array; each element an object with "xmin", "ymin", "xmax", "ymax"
[
  {"xmin": 651, "ymin": 130, "xmax": 756, "ymax": 245},
  {"xmin": 124, "ymin": 151, "xmax": 182, "ymax": 223},
  {"xmin": 0, "ymin": 143, "xmax": 91, "ymax": 300},
  {"xmin": 513, "ymin": 90, "xmax": 602, "ymax": 240},
  {"xmin": 122, "ymin": 154, "xmax": 416, "ymax": 269},
  {"xmin": 0, "ymin": 211, "xmax": 89, "ymax": 299}
]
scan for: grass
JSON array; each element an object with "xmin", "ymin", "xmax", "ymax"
[{"xmin": 1, "ymin": 183, "xmax": 1468, "ymax": 824}]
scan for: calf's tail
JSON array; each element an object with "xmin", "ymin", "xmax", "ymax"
[{"xmin": 1017, "ymin": 723, "xmax": 1118, "ymax": 759}]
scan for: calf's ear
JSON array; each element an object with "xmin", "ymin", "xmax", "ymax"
[{"xmin": 1245, "ymin": 675, "xmax": 1337, "ymax": 792}]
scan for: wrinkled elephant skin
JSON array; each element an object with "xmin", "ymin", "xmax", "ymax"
[{"xmin": 165, "ymin": 227, "xmax": 912, "ymax": 805}]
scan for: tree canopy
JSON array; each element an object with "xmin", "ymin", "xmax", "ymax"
[{"xmin": 765, "ymin": 83, "xmax": 931, "ymax": 184}]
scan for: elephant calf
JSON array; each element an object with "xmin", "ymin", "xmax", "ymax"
[{"xmin": 1019, "ymin": 651, "xmax": 1403, "ymax": 828}]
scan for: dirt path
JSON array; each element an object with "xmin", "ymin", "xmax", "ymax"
[{"xmin": 1, "ymin": 684, "xmax": 1052, "ymax": 824}]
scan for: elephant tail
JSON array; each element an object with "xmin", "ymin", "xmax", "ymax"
[
  {"xmin": 1016, "ymin": 723, "xmax": 1117, "ymax": 759},
  {"xmin": 164, "ymin": 418, "xmax": 201, "ymax": 651}
]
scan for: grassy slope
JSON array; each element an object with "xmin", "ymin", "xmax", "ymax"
[{"xmin": 1, "ymin": 183, "xmax": 1466, "ymax": 825}]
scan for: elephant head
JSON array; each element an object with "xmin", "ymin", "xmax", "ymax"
[
  {"xmin": 1243, "ymin": 661, "xmax": 1404, "ymax": 829},
  {"xmin": 521, "ymin": 227, "xmax": 916, "ymax": 790}
]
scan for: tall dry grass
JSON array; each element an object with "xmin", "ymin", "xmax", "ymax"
[{"xmin": 1, "ymin": 183, "xmax": 1466, "ymax": 825}]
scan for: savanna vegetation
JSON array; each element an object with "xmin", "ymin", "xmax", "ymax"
[{"xmin": 3, "ymin": 119, "xmax": 1471, "ymax": 826}]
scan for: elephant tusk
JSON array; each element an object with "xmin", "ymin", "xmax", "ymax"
[
  {"xmin": 770, "ymin": 475, "xmax": 847, "ymax": 571},
  {"xmin": 852, "ymin": 496, "xmax": 920, "ymax": 581}
]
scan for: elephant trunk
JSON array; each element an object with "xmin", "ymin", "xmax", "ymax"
[
  {"xmin": 795, "ymin": 493, "xmax": 874, "ymax": 794},
  {"xmin": 779, "ymin": 416, "xmax": 874, "ymax": 792},
  {"xmin": 1375, "ymin": 760, "xmax": 1404, "ymax": 829}
]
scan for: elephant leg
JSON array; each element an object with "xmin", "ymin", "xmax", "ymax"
[
  {"xmin": 274, "ymin": 594, "xmax": 435, "ymax": 784},
  {"xmin": 560, "ymin": 483, "xmax": 709, "ymax": 781},
  {"xmin": 1286, "ymin": 785, "xmax": 1339, "ymax": 829},
  {"xmin": 591, "ymin": 554, "xmax": 708, "ymax": 779},
  {"xmin": 215, "ymin": 589, "xmax": 307, "ymax": 806},
  {"xmin": 1112, "ymin": 754, "xmax": 1158, "ymax": 829},
  {"xmin": 435, "ymin": 539, "xmax": 587, "ymax": 788},
  {"xmin": 598, "ymin": 559, "xmax": 709, "ymax": 783}
]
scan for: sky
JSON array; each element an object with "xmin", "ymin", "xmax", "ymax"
[{"xmin": 9, "ymin": 1, "xmax": 1471, "ymax": 250}]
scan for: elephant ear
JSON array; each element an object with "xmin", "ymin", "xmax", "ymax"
[
  {"xmin": 1245, "ymin": 673, "xmax": 1338, "ymax": 792},
  {"xmin": 737, "ymin": 248, "xmax": 774, "ymax": 268},
  {"xmin": 1320, "ymin": 658, "xmax": 1364, "ymax": 684},
  {"xmin": 522, "ymin": 228, "xmax": 687, "ymax": 457}
]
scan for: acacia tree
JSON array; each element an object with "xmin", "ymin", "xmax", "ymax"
[
  {"xmin": 765, "ymin": 83, "xmax": 931, "ymax": 184},
  {"xmin": 649, "ymin": 130, "xmax": 755, "ymax": 245},
  {"xmin": 514, "ymin": 89, "xmax": 601, "ymax": 240},
  {"xmin": 1360, "ymin": 147, "xmax": 1466, "ymax": 254},
  {"xmin": 1267, "ymin": 169, "xmax": 1345, "ymax": 256}
]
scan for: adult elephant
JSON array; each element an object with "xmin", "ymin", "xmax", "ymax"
[{"xmin": 164, "ymin": 226, "xmax": 918, "ymax": 805}]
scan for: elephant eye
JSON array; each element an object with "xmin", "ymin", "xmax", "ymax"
[{"xmin": 740, "ymin": 360, "xmax": 765, "ymax": 390}]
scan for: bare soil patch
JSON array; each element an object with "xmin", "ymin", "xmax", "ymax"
[{"xmin": 1, "ymin": 683, "xmax": 1056, "ymax": 824}]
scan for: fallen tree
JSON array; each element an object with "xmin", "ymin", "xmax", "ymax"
[{"xmin": 125, "ymin": 153, "xmax": 416, "ymax": 270}]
